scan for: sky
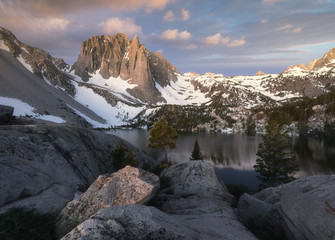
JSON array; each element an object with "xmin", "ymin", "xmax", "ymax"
[{"xmin": 1, "ymin": 0, "xmax": 335, "ymax": 76}]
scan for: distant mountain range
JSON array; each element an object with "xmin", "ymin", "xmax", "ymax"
[{"xmin": 0, "ymin": 26, "xmax": 334, "ymax": 132}]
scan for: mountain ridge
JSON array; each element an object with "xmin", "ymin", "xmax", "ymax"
[{"xmin": 0, "ymin": 26, "xmax": 334, "ymax": 133}]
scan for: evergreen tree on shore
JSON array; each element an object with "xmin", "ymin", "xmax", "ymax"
[
  {"xmin": 148, "ymin": 119, "xmax": 178, "ymax": 164},
  {"xmin": 254, "ymin": 122, "xmax": 298, "ymax": 189},
  {"xmin": 190, "ymin": 139, "xmax": 202, "ymax": 160}
]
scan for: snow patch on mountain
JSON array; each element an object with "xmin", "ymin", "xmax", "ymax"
[
  {"xmin": 0, "ymin": 40, "xmax": 9, "ymax": 52},
  {"xmin": 156, "ymin": 74, "xmax": 210, "ymax": 105},
  {"xmin": 0, "ymin": 97, "xmax": 65, "ymax": 123},
  {"xmin": 16, "ymin": 55, "xmax": 33, "ymax": 73},
  {"xmin": 73, "ymin": 82, "xmax": 144, "ymax": 127}
]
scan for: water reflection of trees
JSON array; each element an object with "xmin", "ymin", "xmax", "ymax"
[{"xmin": 294, "ymin": 137, "xmax": 335, "ymax": 176}]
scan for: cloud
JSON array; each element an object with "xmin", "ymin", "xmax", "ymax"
[
  {"xmin": 276, "ymin": 24, "xmax": 302, "ymax": 33},
  {"xmin": 161, "ymin": 29, "xmax": 191, "ymax": 41},
  {"xmin": 293, "ymin": 27, "xmax": 303, "ymax": 33},
  {"xmin": 204, "ymin": 33, "xmax": 245, "ymax": 47},
  {"xmin": 0, "ymin": 0, "xmax": 176, "ymax": 17},
  {"xmin": 182, "ymin": 8, "xmax": 190, "ymax": 21},
  {"xmin": 163, "ymin": 10, "xmax": 175, "ymax": 22},
  {"xmin": 262, "ymin": 0, "xmax": 288, "ymax": 4},
  {"xmin": 183, "ymin": 44, "xmax": 197, "ymax": 50},
  {"xmin": 100, "ymin": 18, "xmax": 142, "ymax": 36},
  {"xmin": 276, "ymin": 24, "xmax": 293, "ymax": 31},
  {"xmin": 261, "ymin": 19, "xmax": 269, "ymax": 24},
  {"xmin": 228, "ymin": 38, "xmax": 246, "ymax": 47}
]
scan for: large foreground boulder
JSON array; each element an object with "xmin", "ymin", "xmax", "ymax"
[
  {"xmin": 0, "ymin": 125, "xmax": 154, "ymax": 214},
  {"xmin": 237, "ymin": 193, "xmax": 285, "ymax": 240},
  {"xmin": 56, "ymin": 166, "xmax": 160, "ymax": 237},
  {"xmin": 0, "ymin": 105, "xmax": 14, "ymax": 124},
  {"xmin": 281, "ymin": 175, "xmax": 335, "ymax": 240},
  {"xmin": 237, "ymin": 175, "xmax": 335, "ymax": 240},
  {"xmin": 160, "ymin": 160, "xmax": 226, "ymax": 198},
  {"xmin": 61, "ymin": 161, "xmax": 258, "ymax": 240},
  {"xmin": 61, "ymin": 203, "xmax": 257, "ymax": 240}
]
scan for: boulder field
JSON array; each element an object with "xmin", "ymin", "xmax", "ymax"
[
  {"xmin": 1, "ymin": 121, "xmax": 334, "ymax": 240},
  {"xmin": 60, "ymin": 161, "xmax": 258, "ymax": 240}
]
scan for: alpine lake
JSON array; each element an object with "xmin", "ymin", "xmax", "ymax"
[{"xmin": 111, "ymin": 129, "xmax": 335, "ymax": 190}]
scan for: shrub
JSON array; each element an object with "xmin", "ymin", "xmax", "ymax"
[
  {"xmin": 111, "ymin": 140, "xmax": 138, "ymax": 171},
  {"xmin": 0, "ymin": 207, "xmax": 57, "ymax": 240}
]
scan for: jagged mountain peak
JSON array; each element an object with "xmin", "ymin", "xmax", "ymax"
[
  {"xmin": 282, "ymin": 47, "xmax": 335, "ymax": 76},
  {"xmin": 256, "ymin": 70, "xmax": 266, "ymax": 76},
  {"xmin": 312, "ymin": 47, "xmax": 335, "ymax": 71},
  {"xmin": 71, "ymin": 32, "xmax": 179, "ymax": 103}
]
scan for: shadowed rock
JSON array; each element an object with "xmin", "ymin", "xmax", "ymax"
[
  {"xmin": 0, "ymin": 105, "xmax": 14, "ymax": 124},
  {"xmin": 0, "ymin": 125, "xmax": 154, "ymax": 215}
]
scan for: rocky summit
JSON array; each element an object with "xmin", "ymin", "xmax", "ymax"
[{"xmin": 71, "ymin": 34, "xmax": 179, "ymax": 103}]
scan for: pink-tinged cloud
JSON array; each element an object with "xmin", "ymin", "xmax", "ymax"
[
  {"xmin": 204, "ymin": 33, "xmax": 246, "ymax": 47},
  {"xmin": 293, "ymin": 27, "xmax": 302, "ymax": 33},
  {"xmin": 276, "ymin": 24, "xmax": 293, "ymax": 31},
  {"xmin": 100, "ymin": 18, "xmax": 142, "ymax": 37},
  {"xmin": 275, "ymin": 24, "xmax": 302, "ymax": 33},
  {"xmin": 204, "ymin": 33, "xmax": 230, "ymax": 45},
  {"xmin": 182, "ymin": 8, "xmax": 190, "ymax": 21},
  {"xmin": 262, "ymin": 0, "xmax": 288, "ymax": 4},
  {"xmin": 161, "ymin": 29, "xmax": 191, "ymax": 40},
  {"xmin": 163, "ymin": 10, "xmax": 175, "ymax": 22},
  {"xmin": 0, "ymin": 0, "xmax": 176, "ymax": 17},
  {"xmin": 228, "ymin": 38, "xmax": 246, "ymax": 47}
]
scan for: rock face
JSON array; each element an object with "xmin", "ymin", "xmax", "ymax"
[
  {"xmin": 160, "ymin": 160, "xmax": 226, "ymax": 199},
  {"xmin": 0, "ymin": 105, "xmax": 14, "ymax": 124},
  {"xmin": 237, "ymin": 193, "xmax": 285, "ymax": 240},
  {"xmin": 0, "ymin": 27, "xmax": 74, "ymax": 95},
  {"xmin": 0, "ymin": 124, "xmax": 154, "ymax": 214},
  {"xmin": 61, "ymin": 161, "xmax": 258, "ymax": 240},
  {"xmin": 71, "ymin": 34, "xmax": 179, "ymax": 103},
  {"xmin": 281, "ymin": 175, "xmax": 335, "ymax": 240},
  {"xmin": 56, "ymin": 166, "xmax": 160, "ymax": 237},
  {"xmin": 237, "ymin": 175, "xmax": 335, "ymax": 240}
]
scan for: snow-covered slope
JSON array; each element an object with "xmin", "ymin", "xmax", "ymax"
[{"xmin": 1, "ymin": 26, "xmax": 335, "ymax": 129}]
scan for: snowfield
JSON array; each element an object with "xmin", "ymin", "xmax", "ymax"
[
  {"xmin": 73, "ymin": 81, "xmax": 144, "ymax": 127},
  {"xmin": 0, "ymin": 97, "xmax": 65, "ymax": 123},
  {"xmin": 0, "ymin": 40, "xmax": 10, "ymax": 52}
]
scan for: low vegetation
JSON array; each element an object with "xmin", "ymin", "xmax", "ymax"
[
  {"xmin": 111, "ymin": 140, "xmax": 139, "ymax": 171},
  {"xmin": 0, "ymin": 207, "xmax": 57, "ymax": 240}
]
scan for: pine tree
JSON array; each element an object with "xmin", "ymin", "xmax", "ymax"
[
  {"xmin": 190, "ymin": 139, "xmax": 202, "ymax": 160},
  {"xmin": 111, "ymin": 140, "xmax": 138, "ymax": 171},
  {"xmin": 254, "ymin": 122, "xmax": 298, "ymax": 189},
  {"xmin": 147, "ymin": 119, "xmax": 178, "ymax": 164}
]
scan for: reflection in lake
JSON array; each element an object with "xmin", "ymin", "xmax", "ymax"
[{"xmin": 111, "ymin": 129, "xmax": 335, "ymax": 190}]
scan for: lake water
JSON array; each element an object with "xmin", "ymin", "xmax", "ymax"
[{"xmin": 111, "ymin": 129, "xmax": 335, "ymax": 190}]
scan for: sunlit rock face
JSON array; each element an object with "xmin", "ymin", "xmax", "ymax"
[
  {"xmin": 71, "ymin": 34, "xmax": 179, "ymax": 103},
  {"xmin": 56, "ymin": 166, "xmax": 160, "ymax": 237}
]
